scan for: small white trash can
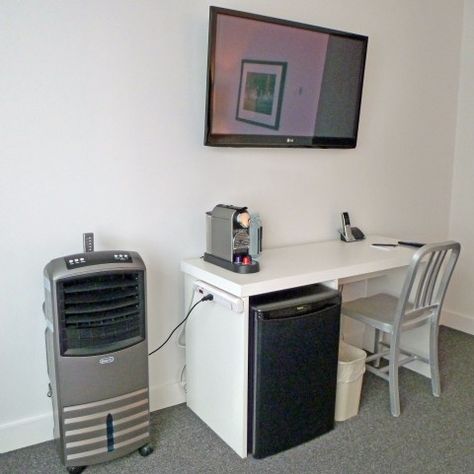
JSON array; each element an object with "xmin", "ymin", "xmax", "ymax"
[{"xmin": 335, "ymin": 341, "xmax": 367, "ymax": 421}]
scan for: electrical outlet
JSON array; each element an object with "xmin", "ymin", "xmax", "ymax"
[{"xmin": 193, "ymin": 281, "xmax": 244, "ymax": 313}]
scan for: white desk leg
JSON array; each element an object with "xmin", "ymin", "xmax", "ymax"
[{"xmin": 184, "ymin": 275, "xmax": 249, "ymax": 458}]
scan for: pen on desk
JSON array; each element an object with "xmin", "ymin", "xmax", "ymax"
[
  {"xmin": 398, "ymin": 241, "xmax": 425, "ymax": 248},
  {"xmin": 371, "ymin": 243, "xmax": 398, "ymax": 247}
]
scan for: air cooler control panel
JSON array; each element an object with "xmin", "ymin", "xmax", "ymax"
[{"xmin": 64, "ymin": 250, "xmax": 133, "ymax": 269}]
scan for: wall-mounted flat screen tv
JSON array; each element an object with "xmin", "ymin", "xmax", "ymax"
[{"xmin": 204, "ymin": 7, "xmax": 368, "ymax": 148}]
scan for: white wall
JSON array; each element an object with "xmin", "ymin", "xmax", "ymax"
[
  {"xmin": 0, "ymin": 0, "xmax": 464, "ymax": 452},
  {"xmin": 446, "ymin": 0, "xmax": 474, "ymax": 334}
]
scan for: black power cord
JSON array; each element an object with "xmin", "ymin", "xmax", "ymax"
[{"xmin": 148, "ymin": 294, "xmax": 214, "ymax": 356}]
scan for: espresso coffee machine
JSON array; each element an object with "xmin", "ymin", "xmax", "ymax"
[{"xmin": 204, "ymin": 204, "xmax": 260, "ymax": 273}]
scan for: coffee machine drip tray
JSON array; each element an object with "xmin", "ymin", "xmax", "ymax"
[{"xmin": 203, "ymin": 253, "xmax": 260, "ymax": 274}]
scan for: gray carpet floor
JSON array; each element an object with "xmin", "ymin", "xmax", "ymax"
[{"xmin": 2, "ymin": 327, "xmax": 473, "ymax": 474}]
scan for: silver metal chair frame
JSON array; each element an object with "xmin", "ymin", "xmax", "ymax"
[{"xmin": 342, "ymin": 241, "xmax": 461, "ymax": 416}]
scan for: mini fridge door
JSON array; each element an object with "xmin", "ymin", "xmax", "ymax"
[{"xmin": 249, "ymin": 289, "xmax": 340, "ymax": 458}]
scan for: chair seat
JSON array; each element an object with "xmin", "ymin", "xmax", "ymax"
[{"xmin": 342, "ymin": 293, "xmax": 413, "ymax": 333}]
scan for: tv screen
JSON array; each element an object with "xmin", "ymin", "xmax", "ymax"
[{"xmin": 204, "ymin": 7, "xmax": 368, "ymax": 148}]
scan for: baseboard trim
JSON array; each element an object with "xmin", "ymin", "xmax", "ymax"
[
  {"xmin": 0, "ymin": 412, "xmax": 53, "ymax": 454},
  {"xmin": 0, "ymin": 381, "xmax": 185, "ymax": 454},
  {"xmin": 149, "ymin": 380, "xmax": 186, "ymax": 412},
  {"xmin": 441, "ymin": 309, "xmax": 474, "ymax": 335}
]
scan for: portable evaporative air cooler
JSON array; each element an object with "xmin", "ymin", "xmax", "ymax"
[{"xmin": 43, "ymin": 246, "xmax": 153, "ymax": 473}]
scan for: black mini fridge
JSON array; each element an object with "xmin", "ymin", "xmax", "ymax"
[{"xmin": 248, "ymin": 284, "xmax": 341, "ymax": 458}]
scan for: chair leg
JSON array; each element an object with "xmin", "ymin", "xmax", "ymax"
[
  {"xmin": 430, "ymin": 321, "xmax": 441, "ymax": 397},
  {"xmin": 388, "ymin": 339, "xmax": 401, "ymax": 417},
  {"xmin": 373, "ymin": 329, "xmax": 382, "ymax": 367}
]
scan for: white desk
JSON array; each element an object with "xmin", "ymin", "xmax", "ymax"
[{"xmin": 181, "ymin": 236, "xmax": 417, "ymax": 457}]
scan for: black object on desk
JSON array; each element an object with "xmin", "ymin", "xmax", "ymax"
[
  {"xmin": 398, "ymin": 241, "xmax": 425, "ymax": 248},
  {"xmin": 371, "ymin": 242, "xmax": 426, "ymax": 248},
  {"xmin": 248, "ymin": 285, "xmax": 341, "ymax": 458}
]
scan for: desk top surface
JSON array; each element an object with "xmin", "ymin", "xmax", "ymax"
[{"xmin": 181, "ymin": 236, "xmax": 416, "ymax": 297}]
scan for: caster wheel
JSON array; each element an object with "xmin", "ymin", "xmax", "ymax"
[
  {"xmin": 67, "ymin": 467, "xmax": 86, "ymax": 474},
  {"xmin": 138, "ymin": 443, "xmax": 154, "ymax": 457}
]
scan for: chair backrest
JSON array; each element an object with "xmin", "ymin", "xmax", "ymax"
[{"xmin": 394, "ymin": 241, "xmax": 461, "ymax": 332}]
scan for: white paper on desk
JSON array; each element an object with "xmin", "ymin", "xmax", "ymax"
[{"xmin": 370, "ymin": 244, "xmax": 395, "ymax": 251}]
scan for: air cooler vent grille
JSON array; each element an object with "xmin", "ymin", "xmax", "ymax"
[{"xmin": 57, "ymin": 271, "xmax": 145, "ymax": 356}]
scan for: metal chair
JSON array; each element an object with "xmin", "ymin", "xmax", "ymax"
[{"xmin": 341, "ymin": 241, "xmax": 460, "ymax": 416}]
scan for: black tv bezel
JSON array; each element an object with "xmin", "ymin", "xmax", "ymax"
[{"xmin": 204, "ymin": 6, "xmax": 368, "ymax": 149}]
